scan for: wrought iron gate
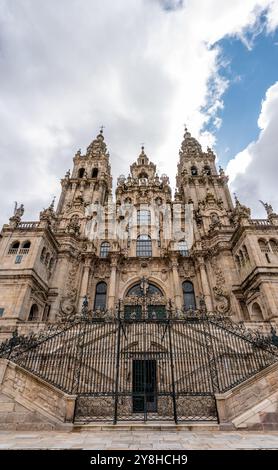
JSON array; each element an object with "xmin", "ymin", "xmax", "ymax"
[
  {"xmin": 1, "ymin": 311, "xmax": 277, "ymax": 424},
  {"xmin": 74, "ymin": 319, "xmax": 218, "ymax": 423}
]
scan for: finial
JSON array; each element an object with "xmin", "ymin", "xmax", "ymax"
[
  {"xmin": 100, "ymin": 125, "xmax": 105, "ymax": 134},
  {"xmin": 50, "ymin": 196, "xmax": 56, "ymax": 210},
  {"xmin": 140, "ymin": 142, "xmax": 145, "ymax": 153},
  {"xmin": 183, "ymin": 123, "xmax": 191, "ymax": 138},
  {"xmin": 234, "ymin": 193, "xmax": 239, "ymax": 204}
]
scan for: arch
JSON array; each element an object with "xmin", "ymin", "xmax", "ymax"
[
  {"xmin": 8, "ymin": 240, "xmax": 20, "ymax": 254},
  {"xmin": 28, "ymin": 304, "xmax": 39, "ymax": 321},
  {"xmin": 178, "ymin": 240, "xmax": 188, "ymax": 257},
  {"xmin": 251, "ymin": 302, "xmax": 264, "ymax": 321},
  {"xmin": 92, "ymin": 168, "xmax": 98, "ymax": 178},
  {"xmin": 94, "ymin": 281, "xmax": 107, "ymax": 310},
  {"xmin": 270, "ymin": 239, "xmax": 278, "ymax": 254},
  {"xmin": 100, "ymin": 241, "xmax": 110, "ymax": 258},
  {"xmin": 182, "ymin": 281, "xmax": 196, "ymax": 310},
  {"xmin": 138, "ymin": 172, "xmax": 148, "ymax": 179},
  {"xmin": 40, "ymin": 247, "xmax": 46, "ymax": 262},
  {"xmin": 258, "ymin": 238, "xmax": 270, "ymax": 253},
  {"xmin": 203, "ymin": 165, "xmax": 211, "ymax": 175},
  {"xmin": 191, "ymin": 166, "xmax": 198, "ymax": 176},
  {"xmin": 20, "ymin": 240, "xmax": 31, "ymax": 254},
  {"xmin": 126, "ymin": 282, "xmax": 164, "ymax": 298},
  {"xmin": 136, "ymin": 234, "xmax": 152, "ymax": 257},
  {"xmin": 78, "ymin": 168, "xmax": 85, "ymax": 178}
]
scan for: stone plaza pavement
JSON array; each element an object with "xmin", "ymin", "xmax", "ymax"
[{"xmin": 1, "ymin": 429, "xmax": 278, "ymax": 449}]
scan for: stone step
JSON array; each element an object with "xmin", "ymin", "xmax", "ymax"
[{"xmin": 73, "ymin": 422, "xmax": 220, "ymax": 432}]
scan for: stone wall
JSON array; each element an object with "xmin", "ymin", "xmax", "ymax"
[
  {"xmin": 216, "ymin": 362, "xmax": 278, "ymax": 429},
  {"xmin": 0, "ymin": 358, "xmax": 76, "ymax": 428}
]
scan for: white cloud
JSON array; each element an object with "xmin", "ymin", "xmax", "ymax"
[
  {"xmin": 227, "ymin": 81, "xmax": 278, "ymax": 217},
  {"xmin": 0, "ymin": 0, "xmax": 277, "ymax": 225}
]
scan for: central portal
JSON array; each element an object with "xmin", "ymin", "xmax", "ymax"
[{"xmin": 132, "ymin": 360, "xmax": 157, "ymax": 413}]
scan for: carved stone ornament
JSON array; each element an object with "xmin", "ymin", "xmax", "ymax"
[
  {"xmin": 58, "ymin": 256, "xmax": 80, "ymax": 321},
  {"xmin": 210, "ymin": 257, "xmax": 231, "ymax": 316},
  {"xmin": 66, "ymin": 214, "xmax": 81, "ymax": 235}
]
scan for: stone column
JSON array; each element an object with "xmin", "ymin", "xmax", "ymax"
[
  {"xmin": 78, "ymin": 257, "xmax": 91, "ymax": 311},
  {"xmin": 197, "ymin": 256, "xmax": 213, "ymax": 311},
  {"xmin": 171, "ymin": 255, "xmax": 183, "ymax": 309},
  {"xmin": 108, "ymin": 254, "xmax": 118, "ymax": 310}
]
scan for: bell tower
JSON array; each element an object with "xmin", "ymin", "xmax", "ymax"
[
  {"xmin": 55, "ymin": 128, "xmax": 112, "ymax": 237},
  {"xmin": 176, "ymin": 127, "xmax": 234, "ymax": 236}
]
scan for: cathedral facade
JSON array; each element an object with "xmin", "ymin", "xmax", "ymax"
[
  {"xmin": 0, "ymin": 127, "xmax": 278, "ymax": 340},
  {"xmin": 1, "ymin": 128, "xmax": 278, "ymax": 427}
]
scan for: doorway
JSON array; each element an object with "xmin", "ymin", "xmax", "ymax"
[{"xmin": 132, "ymin": 360, "xmax": 157, "ymax": 413}]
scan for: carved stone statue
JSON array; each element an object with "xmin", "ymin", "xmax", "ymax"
[
  {"xmin": 9, "ymin": 202, "xmax": 24, "ymax": 228},
  {"xmin": 14, "ymin": 202, "xmax": 24, "ymax": 218},
  {"xmin": 259, "ymin": 200, "xmax": 274, "ymax": 217}
]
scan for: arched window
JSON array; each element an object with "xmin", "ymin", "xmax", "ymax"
[
  {"xmin": 138, "ymin": 172, "xmax": 148, "ymax": 179},
  {"xmin": 191, "ymin": 166, "xmax": 198, "ymax": 176},
  {"xmin": 183, "ymin": 281, "xmax": 196, "ymax": 310},
  {"xmin": 28, "ymin": 304, "xmax": 39, "ymax": 321},
  {"xmin": 251, "ymin": 302, "xmax": 264, "ymax": 321},
  {"xmin": 239, "ymin": 250, "xmax": 244, "ymax": 266},
  {"xmin": 92, "ymin": 168, "xmax": 98, "ymax": 178},
  {"xmin": 136, "ymin": 235, "xmax": 152, "ymax": 257},
  {"xmin": 45, "ymin": 252, "xmax": 50, "ymax": 265},
  {"xmin": 100, "ymin": 241, "xmax": 110, "ymax": 258},
  {"xmin": 204, "ymin": 166, "xmax": 211, "ymax": 175},
  {"xmin": 8, "ymin": 241, "xmax": 20, "ymax": 254},
  {"xmin": 78, "ymin": 168, "xmax": 85, "ymax": 178},
  {"xmin": 178, "ymin": 240, "xmax": 189, "ymax": 257},
  {"xmin": 40, "ymin": 247, "xmax": 46, "ymax": 262},
  {"xmin": 20, "ymin": 240, "xmax": 31, "ymax": 254},
  {"xmin": 49, "ymin": 257, "xmax": 54, "ymax": 271},
  {"xmin": 242, "ymin": 245, "xmax": 250, "ymax": 263},
  {"xmin": 94, "ymin": 282, "xmax": 107, "ymax": 310},
  {"xmin": 137, "ymin": 210, "xmax": 151, "ymax": 225},
  {"xmin": 258, "ymin": 239, "xmax": 270, "ymax": 253},
  {"xmin": 270, "ymin": 239, "xmax": 278, "ymax": 254}
]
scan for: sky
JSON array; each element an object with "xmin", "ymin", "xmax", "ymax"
[{"xmin": 0, "ymin": 0, "xmax": 278, "ymax": 225}]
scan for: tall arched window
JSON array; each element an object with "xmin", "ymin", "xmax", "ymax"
[
  {"xmin": 100, "ymin": 241, "xmax": 110, "ymax": 258},
  {"xmin": 258, "ymin": 239, "xmax": 270, "ymax": 253},
  {"xmin": 270, "ymin": 239, "xmax": 278, "ymax": 254},
  {"xmin": 8, "ymin": 241, "xmax": 20, "ymax": 254},
  {"xmin": 92, "ymin": 168, "xmax": 98, "ymax": 178},
  {"xmin": 40, "ymin": 247, "xmax": 46, "ymax": 262},
  {"xmin": 251, "ymin": 302, "xmax": 264, "ymax": 321},
  {"xmin": 78, "ymin": 168, "xmax": 85, "ymax": 178},
  {"xmin": 136, "ymin": 235, "xmax": 152, "ymax": 257},
  {"xmin": 183, "ymin": 281, "xmax": 196, "ymax": 310},
  {"xmin": 28, "ymin": 304, "xmax": 39, "ymax": 321},
  {"xmin": 94, "ymin": 282, "xmax": 107, "ymax": 310},
  {"xmin": 137, "ymin": 210, "xmax": 151, "ymax": 225},
  {"xmin": 20, "ymin": 241, "xmax": 31, "ymax": 254},
  {"xmin": 203, "ymin": 166, "xmax": 211, "ymax": 175},
  {"xmin": 191, "ymin": 166, "xmax": 198, "ymax": 176},
  {"xmin": 178, "ymin": 240, "xmax": 188, "ymax": 257}
]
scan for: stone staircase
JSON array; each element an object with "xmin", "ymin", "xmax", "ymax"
[{"xmin": 0, "ymin": 392, "xmax": 56, "ymax": 431}]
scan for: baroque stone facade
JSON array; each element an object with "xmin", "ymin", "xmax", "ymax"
[{"xmin": 0, "ymin": 127, "xmax": 278, "ymax": 339}]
